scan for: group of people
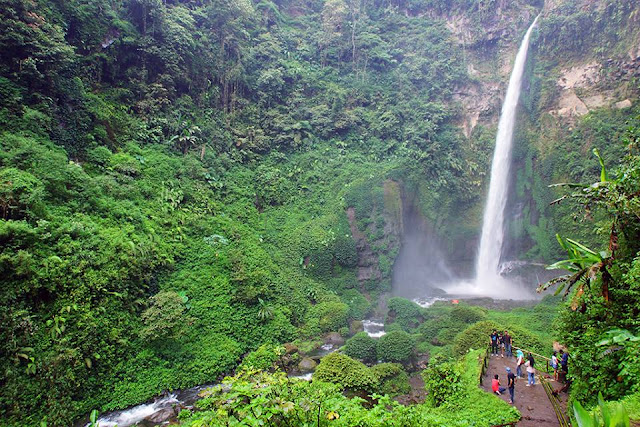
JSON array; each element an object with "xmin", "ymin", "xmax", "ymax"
[
  {"xmin": 551, "ymin": 349, "xmax": 569, "ymax": 381},
  {"xmin": 489, "ymin": 329, "xmax": 569, "ymax": 405},
  {"xmin": 489, "ymin": 329, "xmax": 512, "ymax": 358}
]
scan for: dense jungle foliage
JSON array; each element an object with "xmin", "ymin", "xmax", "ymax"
[
  {"xmin": 1, "ymin": 0, "xmax": 640, "ymax": 425},
  {"xmin": 0, "ymin": 0, "xmax": 503, "ymax": 423}
]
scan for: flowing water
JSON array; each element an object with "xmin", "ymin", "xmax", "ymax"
[
  {"xmin": 443, "ymin": 15, "xmax": 540, "ymax": 300},
  {"xmin": 474, "ymin": 15, "xmax": 540, "ymax": 292},
  {"xmin": 363, "ymin": 319, "xmax": 386, "ymax": 338},
  {"xmin": 89, "ymin": 383, "xmax": 216, "ymax": 427}
]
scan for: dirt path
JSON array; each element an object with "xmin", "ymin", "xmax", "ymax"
[{"xmin": 481, "ymin": 354, "xmax": 569, "ymax": 427}]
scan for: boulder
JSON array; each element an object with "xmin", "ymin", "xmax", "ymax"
[
  {"xmin": 350, "ymin": 320, "xmax": 364, "ymax": 335},
  {"xmin": 325, "ymin": 332, "xmax": 345, "ymax": 346},
  {"xmin": 298, "ymin": 357, "xmax": 317, "ymax": 372},
  {"xmin": 283, "ymin": 342, "xmax": 299, "ymax": 355},
  {"xmin": 142, "ymin": 407, "xmax": 177, "ymax": 425},
  {"xmin": 615, "ymin": 99, "xmax": 632, "ymax": 109}
]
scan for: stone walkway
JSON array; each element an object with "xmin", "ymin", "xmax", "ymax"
[{"xmin": 481, "ymin": 354, "xmax": 569, "ymax": 427}]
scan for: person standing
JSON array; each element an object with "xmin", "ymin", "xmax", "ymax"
[
  {"xmin": 525, "ymin": 353, "xmax": 535, "ymax": 386},
  {"xmin": 560, "ymin": 349, "xmax": 569, "ymax": 375},
  {"xmin": 499, "ymin": 331, "xmax": 505, "ymax": 358},
  {"xmin": 558, "ymin": 350, "xmax": 569, "ymax": 382},
  {"xmin": 503, "ymin": 330, "xmax": 512, "ymax": 358},
  {"xmin": 551, "ymin": 351, "xmax": 559, "ymax": 381},
  {"xmin": 506, "ymin": 367, "xmax": 516, "ymax": 404},
  {"xmin": 516, "ymin": 349, "xmax": 525, "ymax": 378},
  {"xmin": 490, "ymin": 330, "xmax": 499, "ymax": 356}
]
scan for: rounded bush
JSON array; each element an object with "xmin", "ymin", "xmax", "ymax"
[
  {"xmin": 371, "ymin": 363, "xmax": 410, "ymax": 396},
  {"xmin": 386, "ymin": 297, "xmax": 424, "ymax": 331},
  {"xmin": 306, "ymin": 301, "xmax": 349, "ymax": 333},
  {"xmin": 449, "ymin": 304, "xmax": 486, "ymax": 324},
  {"xmin": 344, "ymin": 332, "xmax": 377, "ymax": 363},
  {"xmin": 451, "ymin": 320, "xmax": 500, "ymax": 356},
  {"xmin": 377, "ymin": 330, "xmax": 415, "ymax": 363},
  {"xmin": 238, "ymin": 344, "xmax": 284, "ymax": 372},
  {"xmin": 313, "ymin": 353, "xmax": 378, "ymax": 392}
]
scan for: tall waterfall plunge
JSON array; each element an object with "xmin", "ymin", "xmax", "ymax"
[
  {"xmin": 475, "ymin": 15, "xmax": 540, "ymax": 289},
  {"xmin": 443, "ymin": 16, "xmax": 540, "ymax": 299}
]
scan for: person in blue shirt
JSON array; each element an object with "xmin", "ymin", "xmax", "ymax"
[
  {"xmin": 560, "ymin": 349, "xmax": 569, "ymax": 377},
  {"xmin": 490, "ymin": 330, "xmax": 499, "ymax": 356}
]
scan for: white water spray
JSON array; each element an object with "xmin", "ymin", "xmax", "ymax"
[{"xmin": 475, "ymin": 15, "xmax": 540, "ymax": 289}]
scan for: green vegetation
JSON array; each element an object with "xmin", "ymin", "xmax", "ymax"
[
  {"xmin": 371, "ymin": 363, "xmax": 411, "ymax": 396},
  {"xmin": 386, "ymin": 297, "xmax": 425, "ymax": 331},
  {"xmin": 1, "ymin": 0, "xmax": 639, "ymax": 424},
  {"xmin": 313, "ymin": 352, "xmax": 379, "ymax": 393},
  {"xmin": 376, "ymin": 330, "xmax": 416, "ymax": 364},
  {"xmin": 413, "ymin": 301, "xmax": 556, "ymax": 360},
  {"xmin": 180, "ymin": 350, "xmax": 519, "ymax": 426},
  {"xmin": 344, "ymin": 332, "xmax": 377, "ymax": 363},
  {"xmin": 0, "ymin": 0, "xmax": 483, "ymax": 422},
  {"xmin": 538, "ymin": 115, "xmax": 640, "ymax": 415}
]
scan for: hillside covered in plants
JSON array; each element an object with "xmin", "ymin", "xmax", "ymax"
[{"xmin": 1, "ymin": 0, "xmax": 640, "ymax": 425}]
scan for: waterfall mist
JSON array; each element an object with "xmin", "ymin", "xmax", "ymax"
[{"xmin": 392, "ymin": 202, "xmax": 454, "ymax": 299}]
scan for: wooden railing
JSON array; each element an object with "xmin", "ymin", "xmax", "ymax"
[
  {"xmin": 540, "ymin": 376, "xmax": 571, "ymax": 427},
  {"xmin": 479, "ymin": 346, "xmax": 490, "ymax": 386}
]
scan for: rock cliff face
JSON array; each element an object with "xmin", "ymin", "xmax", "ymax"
[
  {"xmin": 444, "ymin": 3, "xmax": 539, "ymax": 136},
  {"xmin": 546, "ymin": 56, "xmax": 639, "ymax": 119},
  {"xmin": 346, "ymin": 180, "xmax": 403, "ymax": 292},
  {"xmin": 446, "ymin": 0, "xmax": 640, "ymax": 134}
]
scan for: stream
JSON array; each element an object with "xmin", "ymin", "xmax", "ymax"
[
  {"xmin": 89, "ymin": 383, "xmax": 215, "ymax": 427},
  {"xmin": 88, "ymin": 319, "xmax": 387, "ymax": 426}
]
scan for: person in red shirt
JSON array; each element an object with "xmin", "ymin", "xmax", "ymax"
[{"xmin": 492, "ymin": 374, "xmax": 506, "ymax": 395}]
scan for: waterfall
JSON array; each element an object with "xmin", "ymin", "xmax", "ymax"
[{"xmin": 475, "ymin": 16, "xmax": 540, "ymax": 288}]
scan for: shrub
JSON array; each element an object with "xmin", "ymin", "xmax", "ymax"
[
  {"xmin": 371, "ymin": 363, "xmax": 411, "ymax": 396},
  {"xmin": 451, "ymin": 320, "xmax": 500, "ymax": 356},
  {"xmin": 386, "ymin": 297, "xmax": 424, "ymax": 331},
  {"xmin": 450, "ymin": 304, "xmax": 487, "ymax": 324},
  {"xmin": 313, "ymin": 353, "xmax": 378, "ymax": 392},
  {"xmin": 435, "ymin": 319, "xmax": 467, "ymax": 344},
  {"xmin": 238, "ymin": 344, "xmax": 284, "ymax": 372},
  {"xmin": 419, "ymin": 317, "xmax": 465, "ymax": 345},
  {"xmin": 385, "ymin": 322, "xmax": 405, "ymax": 333},
  {"xmin": 306, "ymin": 301, "xmax": 349, "ymax": 333},
  {"xmin": 0, "ymin": 168, "xmax": 45, "ymax": 220},
  {"xmin": 333, "ymin": 224, "xmax": 358, "ymax": 267},
  {"xmin": 506, "ymin": 325, "xmax": 550, "ymax": 356},
  {"xmin": 140, "ymin": 291, "xmax": 188, "ymax": 340},
  {"xmin": 340, "ymin": 289, "xmax": 371, "ymax": 320},
  {"xmin": 344, "ymin": 332, "xmax": 377, "ymax": 363},
  {"xmin": 422, "ymin": 358, "xmax": 464, "ymax": 407},
  {"xmin": 377, "ymin": 330, "xmax": 415, "ymax": 363},
  {"xmin": 86, "ymin": 146, "xmax": 113, "ymax": 168},
  {"xmin": 418, "ymin": 318, "xmax": 442, "ymax": 342}
]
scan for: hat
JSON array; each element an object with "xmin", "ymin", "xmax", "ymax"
[{"xmin": 506, "ymin": 367, "xmax": 511, "ymax": 372}]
